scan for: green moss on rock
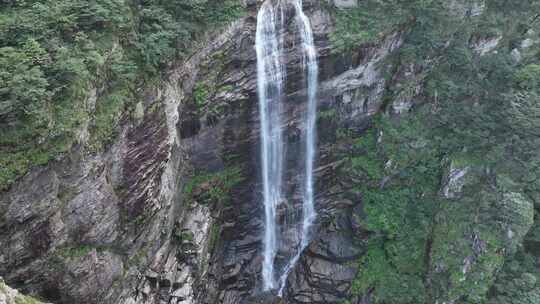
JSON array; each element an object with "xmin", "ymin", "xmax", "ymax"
[
  {"xmin": 0, "ymin": 278, "xmax": 46, "ymax": 304},
  {"xmin": 184, "ymin": 167, "xmax": 244, "ymax": 205}
]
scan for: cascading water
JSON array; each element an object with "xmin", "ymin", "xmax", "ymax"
[
  {"xmin": 256, "ymin": 0, "xmax": 318, "ymax": 294},
  {"xmin": 256, "ymin": 0, "xmax": 285, "ymax": 291},
  {"xmin": 277, "ymin": 0, "xmax": 318, "ymax": 295}
]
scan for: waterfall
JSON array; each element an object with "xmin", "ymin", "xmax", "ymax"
[
  {"xmin": 256, "ymin": 0, "xmax": 318, "ymax": 293},
  {"xmin": 277, "ymin": 0, "xmax": 318, "ymax": 295},
  {"xmin": 256, "ymin": 0, "xmax": 285, "ymax": 291}
]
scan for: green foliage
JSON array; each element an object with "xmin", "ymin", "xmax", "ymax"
[
  {"xmin": 0, "ymin": 0, "xmax": 134, "ymax": 191},
  {"xmin": 347, "ymin": 113, "xmax": 533, "ymax": 303},
  {"xmin": 329, "ymin": 0, "xmax": 453, "ymax": 53},
  {"xmin": 428, "ymin": 187, "xmax": 511, "ymax": 302},
  {"xmin": 342, "ymin": 1, "xmax": 540, "ymax": 302},
  {"xmin": 88, "ymin": 87, "xmax": 130, "ymax": 151},
  {"xmin": 330, "ymin": 7, "xmax": 380, "ymax": 53},
  {"xmin": 56, "ymin": 245, "xmax": 99, "ymax": 259},
  {"xmin": 184, "ymin": 167, "xmax": 244, "ymax": 205},
  {"xmin": 346, "ymin": 115, "xmax": 441, "ymax": 303},
  {"xmin": 0, "ymin": 279, "xmax": 43, "ymax": 304},
  {"xmin": 489, "ymin": 249, "xmax": 540, "ymax": 304},
  {"xmin": 349, "ymin": 133, "xmax": 383, "ymax": 180},
  {"xmin": 514, "ymin": 64, "xmax": 540, "ymax": 90},
  {"xmin": 14, "ymin": 295, "xmax": 42, "ymax": 304},
  {"xmin": 0, "ymin": 0, "xmax": 245, "ymax": 191},
  {"xmin": 194, "ymin": 82, "xmax": 210, "ymax": 107},
  {"xmin": 318, "ymin": 108, "xmax": 337, "ymax": 121},
  {"xmin": 0, "ymin": 44, "xmax": 50, "ymax": 124},
  {"xmin": 135, "ymin": 0, "xmax": 244, "ymax": 69},
  {"xmin": 361, "ymin": 189, "xmax": 408, "ymax": 236},
  {"xmin": 207, "ymin": 221, "xmax": 221, "ymax": 253},
  {"xmin": 173, "ymin": 229, "xmax": 195, "ymax": 244},
  {"xmin": 353, "ymin": 241, "xmax": 427, "ymax": 303}
]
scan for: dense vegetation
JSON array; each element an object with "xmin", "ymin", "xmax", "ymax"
[
  {"xmin": 330, "ymin": 0, "xmax": 540, "ymax": 303},
  {"xmin": 0, "ymin": 0, "xmax": 244, "ymax": 191}
]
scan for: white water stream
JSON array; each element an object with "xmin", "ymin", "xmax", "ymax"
[{"xmin": 256, "ymin": 0, "xmax": 318, "ymax": 294}]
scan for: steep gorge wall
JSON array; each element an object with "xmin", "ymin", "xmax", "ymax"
[{"xmin": 1, "ymin": 1, "xmax": 539, "ymax": 304}]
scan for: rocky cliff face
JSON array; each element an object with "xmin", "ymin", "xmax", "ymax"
[
  {"xmin": 0, "ymin": 277, "xmax": 49, "ymax": 304},
  {"xmin": 1, "ymin": 1, "xmax": 539, "ymax": 304}
]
